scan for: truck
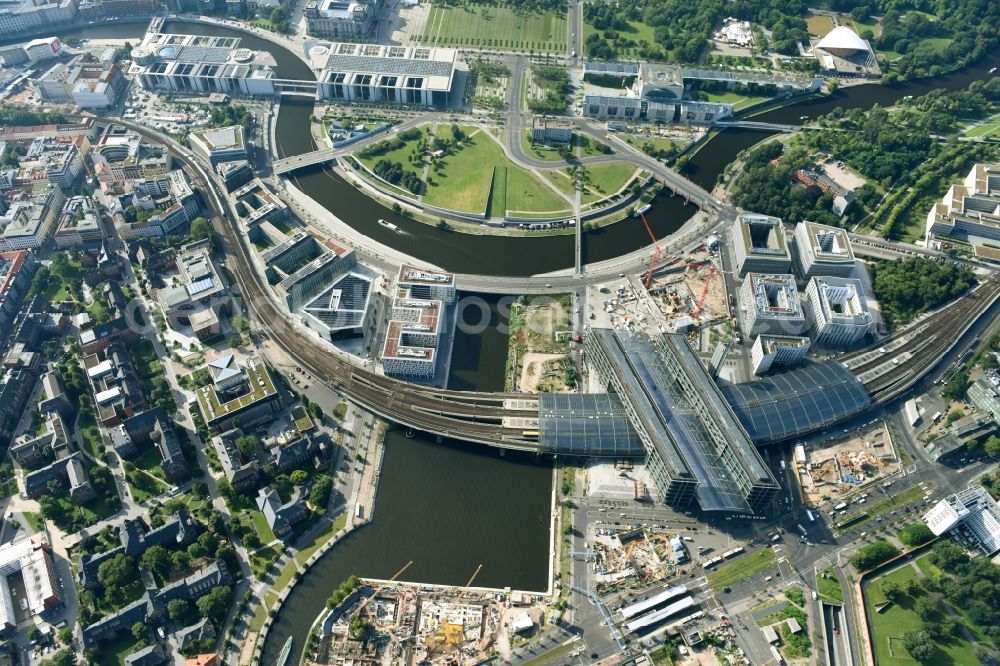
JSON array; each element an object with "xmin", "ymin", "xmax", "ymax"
[
  {"xmin": 833, "ymin": 502, "xmax": 848, "ymax": 511},
  {"xmin": 806, "ymin": 509, "xmax": 815, "ymax": 523},
  {"xmin": 796, "ymin": 524, "xmax": 808, "ymax": 537}
]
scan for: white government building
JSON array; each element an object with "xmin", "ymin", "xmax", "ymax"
[{"xmin": 804, "ymin": 275, "xmax": 872, "ymax": 348}]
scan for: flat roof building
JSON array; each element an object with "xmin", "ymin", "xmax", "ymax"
[
  {"xmin": 927, "ymin": 164, "xmax": 1000, "ymax": 242},
  {"xmin": 531, "ymin": 117, "xmax": 573, "ymax": 144},
  {"xmin": 381, "ymin": 264, "xmax": 456, "ymax": 381},
  {"xmin": 303, "ymin": 0, "xmax": 378, "ymax": 40},
  {"xmin": 93, "ymin": 124, "xmax": 173, "ymax": 184},
  {"xmin": 310, "ymin": 42, "xmax": 458, "ymax": 106},
  {"xmin": 805, "ymin": 276, "xmax": 872, "ymax": 348},
  {"xmin": 276, "ymin": 237, "xmax": 357, "ymax": 310},
  {"xmin": 739, "ymin": 273, "xmax": 805, "ymax": 338},
  {"xmin": 586, "ymin": 328, "xmax": 779, "ymax": 515},
  {"xmin": 0, "ymin": 536, "xmax": 59, "ymax": 630},
  {"xmin": 924, "ymin": 487, "xmax": 1000, "ymax": 557},
  {"xmin": 732, "ymin": 213, "xmax": 791, "ymax": 277},
  {"xmin": 750, "ymin": 334, "xmax": 810, "ymax": 375},
  {"xmin": 793, "ymin": 221, "xmax": 856, "ymax": 280},
  {"xmin": 34, "ymin": 53, "xmax": 127, "ymax": 108},
  {"xmin": 232, "ymin": 178, "xmax": 290, "ymax": 231},
  {"xmin": 131, "ymin": 32, "xmax": 279, "ymax": 98},
  {"xmin": 54, "ymin": 194, "xmax": 103, "ymax": 247},
  {"xmin": 189, "ymin": 125, "xmax": 249, "ymax": 166},
  {"xmin": 0, "ymin": 186, "xmax": 65, "ymax": 251},
  {"xmin": 195, "ymin": 355, "xmax": 282, "ymax": 432},
  {"xmin": 300, "ymin": 269, "xmax": 374, "ymax": 342}
]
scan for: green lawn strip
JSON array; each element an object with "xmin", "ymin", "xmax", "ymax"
[
  {"xmin": 132, "ymin": 446, "xmax": 167, "ymax": 480},
  {"xmin": 707, "ymin": 547, "xmax": 777, "ymax": 590},
  {"xmin": 356, "ymin": 126, "xmax": 428, "ymax": 179},
  {"xmin": 78, "ymin": 409, "xmax": 103, "ymax": 460},
  {"xmin": 506, "ymin": 166, "xmax": 569, "ymax": 215},
  {"xmin": 351, "ymin": 164, "xmax": 415, "ymax": 199},
  {"xmin": 249, "ymin": 603, "xmax": 268, "ymax": 632},
  {"xmin": 271, "ymin": 558, "xmax": 299, "ymax": 591},
  {"xmin": 540, "ymin": 169, "xmax": 577, "ymax": 199},
  {"xmin": 424, "ymin": 4, "xmax": 566, "ymax": 53},
  {"xmin": 521, "ymin": 131, "xmax": 566, "ymax": 162},
  {"xmin": 251, "ymin": 510, "xmax": 277, "ymax": 544},
  {"xmin": 816, "ymin": 566, "xmax": 844, "ymax": 603},
  {"xmin": 806, "ymin": 13, "xmax": 835, "ymax": 36},
  {"xmin": 91, "ymin": 632, "xmax": 142, "ymax": 666},
  {"xmin": 866, "ymin": 557, "xmax": 983, "ymax": 665},
  {"xmin": 703, "ymin": 90, "xmax": 771, "ymax": 111},
  {"xmin": 963, "ymin": 115, "xmax": 1000, "ymax": 138},
  {"xmin": 23, "ymin": 512, "xmax": 44, "ymax": 532},
  {"xmin": 488, "ymin": 165, "xmax": 507, "ymax": 218},
  {"xmin": 422, "ymin": 126, "xmax": 496, "ymax": 213},
  {"xmin": 834, "ymin": 484, "xmax": 929, "ymax": 533}
]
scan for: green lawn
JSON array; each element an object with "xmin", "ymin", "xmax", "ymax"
[
  {"xmin": 866, "ymin": 556, "xmax": 984, "ymax": 666},
  {"xmin": 356, "ymin": 126, "xmax": 428, "ymax": 180},
  {"xmin": 78, "ymin": 409, "xmax": 104, "ymax": 460},
  {"xmin": 541, "ymin": 169, "xmax": 577, "ymax": 199},
  {"xmin": 816, "ymin": 566, "xmax": 844, "ymax": 603},
  {"xmin": 506, "ymin": 166, "xmax": 569, "ymax": 215},
  {"xmin": 806, "ymin": 13, "xmax": 835, "ymax": 37},
  {"xmin": 488, "ymin": 165, "xmax": 508, "ymax": 218},
  {"xmin": 293, "ymin": 513, "xmax": 346, "ymax": 566},
  {"xmin": 583, "ymin": 163, "xmax": 637, "ymax": 199},
  {"xmin": 707, "ymin": 547, "xmax": 778, "ymax": 590},
  {"xmin": 251, "ymin": 510, "xmax": 277, "ymax": 544},
  {"xmin": 583, "ymin": 18, "xmax": 657, "ymax": 59},
  {"xmin": 91, "ymin": 632, "xmax": 142, "ymax": 666},
  {"xmin": 423, "ymin": 126, "xmax": 496, "ymax": 213},
  {"xmin": 704, "ymin": 90, "xmax": 771, "ymax": 112},
  {"xmin": 964, "ymin": 115, "xmax": 1000, "ymax": 138},
  {"xmin": 421, "ymin": 4, "xmax": 567, "ymax": 53},
  {"xmin": 23, "ymin": 512, "xmax": 44, "ymax": 532},
  {"xmin": 133, "ymin": 446, "xmax": 166, "ymax": 480},
  {"xmin": 126, "ymin": 471, "xmax": 163, "ymax": 503}
]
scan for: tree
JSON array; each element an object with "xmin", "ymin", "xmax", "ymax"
[
  {"xmin": 97, "ymin": 554, "xmax": 143, "ymax": 606},
  {"xmin": 131, "ymin": 621, "xmax": 146, "ymax": 641},
  {"xmin": 902, "ymin": 630, "xmax": 935, "ymax": 661},
  {"xmin": 140, "ymin": 545, "xmax": 172, "ymax": 580},
  {"xmin": 38, "ymin": 649, "xmax": 75, "ymax": 666},
  {"xmin": 234, "ymin": 435, "xmax": 258, "ymax": 459},
  {"xmin": 881, "ymin": 579, "xmax": 901, "ymax": 600},
  {"xmin": 171, "ymin": 549, "xmax": 192, "ymax": 572},
  {"xmin": 189, "ymin": 217, "xmax": 214, "ymax": 246},
  {"xmin": 915, "ymin": 596, "xmax": 937, "ymax": 620},
  {"xmin": 984, "ymin": 435, "xmax": 1000, "ymax": 458},
  {"xmin": 196, "ymin": 585, "xmax": 232, "ymax": 624},
  {"xmin": 270, "ymin": 6, "xmax": 289, "ymax": 32},
  {"xmin": 290, "ymin": 469, "xmax": 309, "ymax": 485},
  {"xmin": 897, "ymin": 523, "xmax": 934, "ymax": 547},
  {"xmin": 168, "ymin": 598, "xmax": 197, "ymax": 625},
  {"xmin": 309, "ymin": 474, "xmax": 333, "ymax": 508},
  {"xmin": 850, "ymin": 540, "xmax": 899, "ymax": 571}
]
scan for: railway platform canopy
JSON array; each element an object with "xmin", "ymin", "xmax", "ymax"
[
  {"xmin": 538, "ymin": 393, "xmax": 644, "ymax": 457},
  {"xmin": 721, "ymin": 361, "xmax": 871, "ymax": 444}
]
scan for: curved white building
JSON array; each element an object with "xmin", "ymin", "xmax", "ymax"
[{"xmin": 815, "ymin": 26, "xmax": 870, "ymax": 56}]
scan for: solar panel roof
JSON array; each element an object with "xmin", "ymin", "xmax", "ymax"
[
  {"xmin": 538, "ymin": 393, "xmax": 644, "ymax": 456},
  {"xmin": 721, "ymin": 361, "xmax": 870, "ymax": 444},
  {"xmin": 322, "ymin": 53, "xmax": 453, "ymax": 78}
]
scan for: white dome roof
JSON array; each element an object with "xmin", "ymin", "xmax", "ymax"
[{"xmin": 816, "ymin": 26, "xmax": 870, "ymax": 53}]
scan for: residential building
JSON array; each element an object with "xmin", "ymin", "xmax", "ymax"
[
  {"xmin": 531, "ymin": 117, "xmax": 573, "ymax": 144},
  {"xmin": 212, "ymin": 429, "xmax": 259, "ymax": 490},
  {"xmin": 53, "ymin": 195, "xmax": 104, "ymax": 247},
  {"xmin": 0, "ymin": 118, "xmax": 96, "ymax": 143},
  {"xmin": 175, "ymin": 618, "xmax": 216, "ymax": 651},
  {"xmin": 792, "ymin": 221, "xmax": 855, "ymax": 280},
  {"xmin": 739, "ymin": 273, "xmax": 805, "ymax": 337},
  {"xmin": 749, "ymin": 335, "xmax": 810, "ymax": 374},
  {"xmin": 256, "ymin": 487, "xmax": 308, "ymax": 538},
  {"xmin": 794, "ymin": 168, "xmax": 855, "ymax": 216},
  {"xmin": 926, "ymin": 163, "xmax": 1000, "ymax": 242},
  {"xmin": 310, "ymin": 42, "xmax": 458, "ymax": 106},
  {"xmin": 34, "ymin": 54, "xmax": 127, "ymax": 108},
  {"xmin": 82, "ymin": 341, "xmax": 145, "ymax": 426},
  {"xmin": 118, "ymin": 170, "xmax": 199, "ymax": 240},
  {"xmin": 0, "ymin": 368, "xmax": 39, "ymax": 447},
  {"xmin": 303, "ymin": 0, "xmax": 378, "ymax": 39},
  {"xmin": 20, "ymin": 137, "xmax": 84, "ymax": 189},
  {"xmin": 924, "ymin": 487, "xmax": 1000, "ymax": 557},
  {"xmin": 123, "ymin": 645, "xmax": 167, "ymax": 666},
  {"xmin": 0, "ymin": 250, "xmax": 36, "ymax": 336},
  {"xmin": 0, "ymin": 186, "xmax": 65, "ymax": 251},
  {"xmin": 0, "ymin": 536, "xmax": 60, "ymax": 630},
  {"xmin": 132, "ymin": 32, "xmax": 280, "ymax": 98},
  {"xmin": 731, "ymin": 213, "xmax": 791, "ymax": 277},
  {"xmin": 194, "ymin": 354, "xmax": 282, "ymax": 431},
  {"xmin": 37, "ymin": 367, "xmax": 71, "ymax": 417},
  {"xmin": 189, "ymin": 125, "xmax": 249, "ymax": 166},
  {"xmin": 23, "ymin": 452, "xmax": 95, "ymax": 502},
  {"xmin": 804, "ymin": 276, "xmax": 872, "ymax": 348},
  {"xmin": 269, "ymin": 436, "xmax": 311, "ymax": 472}
]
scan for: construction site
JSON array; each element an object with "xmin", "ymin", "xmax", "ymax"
[
  {"xmin": 590, "ymin": 528, "xmax": 676, "ymax": 595},
  {"xmin": 506, "ymin": 293, "xmax": 576, "ymax": 393},
  {"xmin": 307, "ymin": 575, "xmax": 550, "ymax": 666},
  {"xmin": 797, "ymin": 424, "xmax": 901, "ymax": 507}
]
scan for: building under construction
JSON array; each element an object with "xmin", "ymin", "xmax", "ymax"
[{"xmin": 586, "ymin": 328, "xmax": 779, "ymax": 516}]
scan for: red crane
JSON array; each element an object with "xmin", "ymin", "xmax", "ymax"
[
  {"xmin": 692, "ymin": 265, "xmax": 717, "ymax": 318},
  {"xmin": 638, "ymin": 211, "xmax": 663, "ymax": 288}
]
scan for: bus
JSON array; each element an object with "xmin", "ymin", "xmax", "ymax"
[
  {"xmin": 355, "ymin": 504, "xmax": 363, "ymax": 519},
  {"xmin": 797, "ymin": 524, "xmax": 808, "ymax": 537},
  {"xmin": 806, "ymin": 510, "xmax": 815, "ymax": 523},
  {"xmin": 521, "ymin": 430, "xmax": 539, "ymax": 440}
]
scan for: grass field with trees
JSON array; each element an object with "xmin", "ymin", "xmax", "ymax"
[{"xmin": 418, "ymin": 3, "xmax": 566, "ymax": 53}]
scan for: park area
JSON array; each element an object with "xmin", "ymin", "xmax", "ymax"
[
  {"xmin": 707, "ymin": 547, "xmax": 777, "ymax": 591},
  {"xmin": 865, "ymin": 552, "xmax": 988, "ymax": 665},
  {"xmin": 420, "ymin": 3, "xmax": 567, "ymax": 53}
]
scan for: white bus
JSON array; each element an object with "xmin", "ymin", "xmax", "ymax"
[{"xmin": 355, "ymin": 504, "xmax": 363, "ymax": 519}]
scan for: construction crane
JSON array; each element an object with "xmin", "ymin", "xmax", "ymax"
[
  {"xmin": 637, "ymin": 211, "xmax": 663, "ymax": 289},
  {"xmin": 692, "ymin": 265, "xmax": 717, "ymax": 318},
  {"xmin": 465, "ymin": 564, "xmax": 483, "ymax": 588}
]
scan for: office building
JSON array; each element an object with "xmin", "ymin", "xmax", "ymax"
[
  {"xmin": 275, "ymin": 237, "xmax": 357, "ymax": 310},
  {"xmin": 157, "ymin": 240, "xmax": 229, "ymax": 338},
  {"xmin": 216, "ymin": 159, "xmax": 253, "ymax": 192},
  {"xmin": 232, "ymin": 178, "xmax": 290, "ymax": 231},
  {"xmin": 117, "ymin": 170, "xmax": 199, "ymax": 240},
  {"xmin": 792, "ymin": 221, "xmax": 856, "ymax": 280},
  {"xmin": 19, "ymin": 137, "xmax": 84, "ymax": 190},
  {"xmin": 0, "ymin": 250, "xmax": 35, "ymax": 336},
  {"xmin": 53, "ymin": 195, "xmax": 104, "ymax": 247},
  {"xmin": 195, "ymin": 354, "xmax": 282, "ymax": 431},
  {"xmin": 586, "ymin": 329, "xmax": 779, "ymax": 515},
  {"xmin": 0, "ymin": 0, "xmax": 78, "ymax": 39},
  {"xmin": 189, "ymin": 125, "xmax": 249, "ymax": 166},
  {"xmin": 34, "ymin": 53, "xmax": 127, "ymax": 108},
  {"xmin": 300, "ymin": 269, "xmax": 375, "ymax": 342},
  {"xmin": 0, "ymin": 186, "xmax": 65, "ymax": 251},
  {"xmin": 83, "ymin": 342, "xmax": 144, "ymax": 427},
  {"xmin": 750, "ymin": 335, "xmax": 810, "ymax": 374},
  {"xmin": 804, "ymin": 276, "xmax": 872, "ymax": 348},
  {"xmin": 927, "ymin": 163, "xmax": 1000, "ymax": 242},
  {"xmin": 381, "ymin": 264, "xmax": 456, "ymax": 380},
  {"xmin": 310, "ymin": 42, "xmax": 458, "ymax": 106},
  {"xmin": 93, "ymin": 125, "xmax": 173, "ymax": 184},
  {"xmin": 531, "ymin": 117, "xmax": 573, "ymax": 144},
  {"xmin": 731, "ymin": 213, "xmax": 791, "ymax": 277},
  {"xmin": 131, "ymin": 32, "xmax": 279, "ymax": 97},
  {"xmin": 303, "ymin": 0, "xmax": 378, "ymax": 39},
  {"xmin": 739, "ymin": 273, "xmax": 805, "ymax": 337},
  {"xmin": 925, "ymin": 487, "xmax": 1000, "ymax": 557}
]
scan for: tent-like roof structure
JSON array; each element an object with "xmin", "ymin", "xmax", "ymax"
[{"xmin": 816, "ymin": 26, "xmax": 870, "ymax": 55}]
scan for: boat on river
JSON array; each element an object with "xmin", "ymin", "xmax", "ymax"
[
  {"xmin": 378, "ymin": 219, "xmax": 400, "ymax": 232},
  {"xmin": 274, "ymin": 637, "xmax": 293, "ymax": 666}
]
